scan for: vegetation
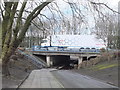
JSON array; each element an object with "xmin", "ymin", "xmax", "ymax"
[
  {"xmin": 1, "ymin": 0, "xmax": 119, "ymax": 76},
  {"xmin": 1, "ymin": 0, "xmax": 53, "ymax": 76},
  {"xmin": 94, "ymin": 14, "xmax": 119, "ymax": 49}
]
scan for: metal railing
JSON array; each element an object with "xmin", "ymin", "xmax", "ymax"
[{"xmin": 31, "ymin": 46, "xmax": 101, "ymax": 53}]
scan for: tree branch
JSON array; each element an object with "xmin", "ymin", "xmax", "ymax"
[
  {"xmin": 31, "ymin": 1, "xmax": 54, "ymax": 20},
  {"xmin": 14, "ymin": 16, "xmax": 45, "ymax": 31},
  {"xmin": 2, "ymin": 2, "xmax": 18, "ymax": 47},
  {"xmin": 90, "ymin": 1, "xmax": 120, "ymax": 14},
  {"xmin": 13, "ymin": 1, "xmax": 27, "ymax": 35},
  {"xmin": 17, "ymin": 0, "xmax": 54, "ymax": 43},
  {"xmin": 0, "ymin": 6, "xmax": 4, "ymax": 19}
]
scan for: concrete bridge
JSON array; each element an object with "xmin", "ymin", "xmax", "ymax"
[{"xmin": 32, "ymin": 51, "xmax": 101, "ymax": 68}]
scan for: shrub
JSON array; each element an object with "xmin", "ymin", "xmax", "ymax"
[
  {"xmin": 100, "ymin": 48, "xmax": 106, "ymax": 52},
  {"xmin": 113, "ymin": 51, "xmax": 120, "ymax": 60}
]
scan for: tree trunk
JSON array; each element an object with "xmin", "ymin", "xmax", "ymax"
[
  {"xmin": 2, "ymin": 53, "xmax": 11, "ymax": 76},
  {"xmin": 2, "ymin": 62, "xmax": 10, "ymax": 76},
  {"xmin": 2, "ymin": 44, "xmax": 17, "ymax": 76},
  {"xmin": 1, "ymin": 0, "xmax": 53, "ymax": 77}
]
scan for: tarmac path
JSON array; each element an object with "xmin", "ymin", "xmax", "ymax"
[
  {"xmin": 18, "ymin": 69, "xmax": 118, "ymax": 89},
  {"xmin": 51, "ymin": 70, "xmax": 118, "ymax": 89},
  {"xmin": 19, "ymin": 69, "xmax": 64, "ymax": 88}
]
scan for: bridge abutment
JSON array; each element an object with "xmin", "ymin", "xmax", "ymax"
[
  {"xmin": 78, "ymin": 57, "xmax": 83, "ymax": 69},
  {"xmin": 46, "ymin": 56, "xmax": 52, "ymax": 67}
]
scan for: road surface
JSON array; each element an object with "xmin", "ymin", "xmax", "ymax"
[
  {"xmin": 51, "ymin": 70, "xmax": 118, "ymax": 88},
  {"xmin": 18, "ymin": 69, "xmax": 118, "ymax": 89}
]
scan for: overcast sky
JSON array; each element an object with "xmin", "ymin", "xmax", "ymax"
[
  {"xmin": 101, "ymin": 0, "xmax": 119, "ymax": 10},
  {"xmin": 1, "ymin": 0, "xmax": 119, "ymax": 34},
  {"xmin": 38, "ymin": 0, "xmax": 120, "ymax": 34}
]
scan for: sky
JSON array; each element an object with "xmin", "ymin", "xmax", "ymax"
[
  {"xmin": 56, "ymin": 0, "xmax": 120, "ymax": 10},
  {"xmin": 1, "ymin": 0, "xmax": 119, "ymax": 15},
  {"xmin": 1, "ymin": 0, "xmax": 119, "ymax": 10},
  {"xmin": 1, "ymin": 0, "xmax": 119, "ymax": 34},
  {"xmin": 101, "ymin": 0, "xmax": 119, "ymax": 10},
  {"xmin": 38, "ymin": 0, "xmax": 120, "ymax": 35},
  {"xmin": 42, "ymin": 0, "xmax": 120, "ymax": 18},
  {"xmin": 105, "ymin": 0, "xmax": 119, "ymax": 6}
]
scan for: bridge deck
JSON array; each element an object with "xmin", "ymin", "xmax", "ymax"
[{"xmin": 32, "ymin": 51, "xmax": 100, "ymax": 56}]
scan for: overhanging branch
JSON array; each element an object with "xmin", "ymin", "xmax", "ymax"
[{"xmin": 90, "ymin": 1, "xmax": 120, "ymax": 14}]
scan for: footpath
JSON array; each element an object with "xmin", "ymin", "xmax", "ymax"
[{"xmin": 18, "ymin": 69, "xmax": 64, "ymax": 88}]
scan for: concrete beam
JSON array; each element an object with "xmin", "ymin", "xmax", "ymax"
[{"xmin": 32, "ymin": 51, "xmax": 100, "ymax": 57}]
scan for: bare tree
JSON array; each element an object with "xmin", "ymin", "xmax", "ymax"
[
  {"xmin": 93, "ymin": 13, "xmax": 118, "ymax": 49},
  {"xmin": 1, "ymin": 0, "xmax": 54, "ymax": 76},
  {"xmin": 1, "ymin": 0, "xmax": 119, "ymax": 76}
]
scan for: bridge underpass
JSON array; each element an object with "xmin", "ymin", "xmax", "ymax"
[
  {"xmin": 33, "ymin": 54, "xmax": 70, "ymax": 67},
  {"xmin": 32, "ymin": 51, "xmax": 100, "ymax": 68}
]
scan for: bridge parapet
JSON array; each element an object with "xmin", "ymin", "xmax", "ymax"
[{"xmin": 32, "ymin": 51, "xmax": 100, "ymax": 56}]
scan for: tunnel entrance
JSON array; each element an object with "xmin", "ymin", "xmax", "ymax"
[
  {"xmin": 50, "ymin": 55, "xmax": 70, "ymax": 67},
  {"xmin": 33, "ymin": 54, "xmax": 46, "ymax": 61},
  {"xmin": 88, "ymin": 56, "xmax": 97, "ymax": 60},
  {"xmin": 82, "ymin": 57, "xmax": 87, "ymax": 61}
]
